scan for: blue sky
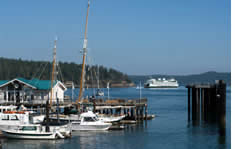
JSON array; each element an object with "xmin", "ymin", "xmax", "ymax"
[{"xmin": 0, "ymin": 0, "xmax": 231, "ymax": 75}]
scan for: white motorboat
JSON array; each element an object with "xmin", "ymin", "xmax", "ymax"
[
  {"xmin": 71, "ymin": 111, "xmax": 112, "ymax": 131},
  {"xmin": 97, "ymin": 114, "xmax": 126, "ymax": 123},
  {"xmin": 144, "ymin": 78, "xmax": 179, "ymax": 88},
  {"xmin": 1, "ymin": 124, "xmax": 65, "ymax": 140},
  {"xmin": 0, "ymin": 110, "xmax": 46, "ymax": 130},
  {"xmin": 0, "ymin": 111, "xmax": 31, "ymax": 130}
]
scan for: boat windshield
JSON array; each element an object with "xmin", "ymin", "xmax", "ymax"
[
  {"xmin": 20, "ymin": 126, "xmax": 37, "ymax": 131},
  {"xmin": 83, "ymin": 117, "xmax": 98, "ymax": 122}
]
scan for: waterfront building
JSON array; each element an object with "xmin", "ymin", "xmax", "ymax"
[{"xmin": 0, "ymin": 78, "xmax": 67, "ymax": 105}]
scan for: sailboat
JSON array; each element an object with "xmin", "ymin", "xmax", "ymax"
[
  {"xmin": 1, "ymin": 39, "xmax": 71, "ymax": 139},
  {"xmin": 96, "ymin": 65, "xmax": 104, "ymax": 97},
  {"xmin": 72, "ymin": 0, "xmax": 112, "ymax": 131}
]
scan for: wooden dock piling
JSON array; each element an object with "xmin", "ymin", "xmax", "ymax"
[
  {"xmin": 186, "ymin": 80, "xmax": 227, "ymax": 136},
  {"xmin": 145, "ymin": 104, "xmax": 148, "ymax": 120},
  {"xmin": 188, "ymin": 87, "xmax": 191, "ymax": 121}
]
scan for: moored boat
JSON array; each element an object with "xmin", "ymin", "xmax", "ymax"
[
  {"xmin": 1, "ymin": 124, "xmax": 65, "ymax": 140},
  {"xmin": 71, "ymin": 111, "xmax": 112, "ymax": 131},
  {"xmin": 97, "ymin": 114, "xmax": 126, "ymax": 123}
]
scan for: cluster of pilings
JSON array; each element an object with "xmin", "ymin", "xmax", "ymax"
[
  {"xmin": 186, "ymin": 80, "xmax": 226, "ymax": 136},
  {"xmin": 80, "ymin": 98, "xmax": 152, "ymax": 121}
]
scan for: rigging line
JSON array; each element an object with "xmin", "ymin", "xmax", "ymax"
[
  {"xmin": 29, "ymin": 61, "xmax": 47, "ymax": 80},
  {"xmin": 38, "ymin": 62, "xmax": 50, "ymax": 80},
  {"xmin": 28, "ymin": 62, "xmax": 50, "ymax": 86},
  {"xmin": 57, "ymin": 62, "xmax": 64, "ymax": 83}
]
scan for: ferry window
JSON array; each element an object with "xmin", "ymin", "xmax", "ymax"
[
  {"xmin": 84, "ymin": 117, "xmax": 95, "ymax": 122},
  {"xmin": 2, "ymin": 115, "xmax": 9, "ymax": 120},
  {"xmin": 10, "ymin": 115, "xmax": 19, "ymax": 120}
]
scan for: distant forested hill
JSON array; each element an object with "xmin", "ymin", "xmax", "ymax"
[
  {"xmin": 129, "ymin": 71, "xmax": 231, "ymax": 86},
  {"xmin": 0, "ymin": 57, "xmax": 132, "ymax": 86}
]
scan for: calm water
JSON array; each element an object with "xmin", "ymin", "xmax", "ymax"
[{"xmin": 0, "ymin": 87, "xmax": 231, "ymax": 149}]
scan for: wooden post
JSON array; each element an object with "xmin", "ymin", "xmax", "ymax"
[
  {"xmin": 134, "ymin": 107, "xmax": 137, "ymax": 121},
  {"xmin": 188, "ymin": 87, "xmax": 191, "ymax": 121},
  {"xmin": 195, "ymin": 88, "xmax": 200, "ymax": 124},
  {"xmin": 201, "ymin": 88, "xmax": 205, "ymax": 121},
  {"xmin": 140, "ymin": 106, "xmax": 144, "ymax": 120},
  {"xmin": 211, "ymin": 86, "xmax": 217, "ymax": 122},
  {"xmin": 192, "ymin": 87, "xmax": 196, "ymax": 122},
  {"xmin": 45, "ymin": 100, "xmax": 50, "ymax": 132},
  {"xmin": 204, "ymin": 88, "xmax": 209, "ymax": 122},
  {"xmin": 131, "ymin": 108, "xmax": 134, "ymax": 119},
  {"xmin": 145, "ymin": 104, "xmax": 148, "ymax": 120},
  {"xmin": 217, "ymin": 80, "xmax": 226, "ymax": 136}
]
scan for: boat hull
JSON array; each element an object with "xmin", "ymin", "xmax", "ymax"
[
  {"xmin": 71, "ymin": 122, "xmax": 111, "ymax": 131},
  {"xmin": 98, "ymin": 115, "xmax": 126, "ymax": 123},
  {"xmin": 2, "ymin": 130, "xmax": 57, "ymax": 140}
]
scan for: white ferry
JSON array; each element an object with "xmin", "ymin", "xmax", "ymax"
[{"xmin": 144, "ymin": 78, "xmax": 179, "ymax": 88}]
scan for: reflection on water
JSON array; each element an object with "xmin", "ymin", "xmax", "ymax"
[
  {"xmin": 0, "ymin": 123, "xmax": 148, "ymax": 149},
  {"xmin": 0, "ymin": 139, "xmax": 66, "ymax": 149}
]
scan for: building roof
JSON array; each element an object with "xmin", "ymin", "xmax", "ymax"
[{"xmin": 0, "ymin": 78, "xmax": 66, "ymax": 90}]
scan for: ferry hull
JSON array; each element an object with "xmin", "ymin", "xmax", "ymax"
[{"xmin": 144, "ymin": 85, "xmax": 179, "ymax": 88}]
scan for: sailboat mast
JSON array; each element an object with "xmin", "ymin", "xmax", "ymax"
[
  {"xmin": 97, "ymin": 65, "xmax": 99, "ymax": 89},
  {"xmin": 76, "ymin": 0, "xmax": 90, "ymax": 106},
  {"xmin": 50, "ymin": 37, "xmax": 57, "ymax": 107}
]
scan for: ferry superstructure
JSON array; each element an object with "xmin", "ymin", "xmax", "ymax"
[{"xmin": 144, "ymin": 78, "xmax": 179, "ymax": 88}]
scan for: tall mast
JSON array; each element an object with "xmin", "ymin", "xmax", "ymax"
[
  {"xmin": 49, "ymin": 37, "xmax": 57, "ymax": 107},
  {"xmin": 97, "ymin": 65, "xmax": 99, "ymax": 89},
  {"xmin": 76, "ymin": 0, "xmax": 90, "ymax": 106}
]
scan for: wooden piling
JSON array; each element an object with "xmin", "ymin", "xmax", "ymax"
[
  {"xmin": 141, "ymin": 106, "xmax": 144, "ymax": 120},
  {"xmin": 192, "ymin": 87, "xmax": 196, "ymax": 122},
  {"xmin": 204, "ymin": 88, "xmax": 209, "ymax": 122},
  {"xmin": 45, "ymin": 100, "xmax": 50, "ymax": 132},
  {"xmin": 217, "ymin": 80, "xmax": 226, "ymax": 136},
  {"xmin": 201, "ymin": 88, "xmax": 205, "ymax": 121},
  {"xmin": 186, "ymin": 80, "xmax": 227, "ymax": 136},
  {"xmin": 195, "ymin": 88, "xmax": 200, "ymax": 125},
  {"xmin": 145, "ymin": 104, "xmax": 148, "ymax": 120},
  {"xmin": 188, "ymin": 87, "xmax": 191, "ymax": 121},
  {"xmin": 134, "ymin": 107, "xmax": 137, "ymax": 121}
]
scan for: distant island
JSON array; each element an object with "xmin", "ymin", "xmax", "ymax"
[
  {"xmin": 0, "ymin": 57, "xmax": 134, "ymax": 88},
  {"xmin": 0, "ymin": 57, "xmax": 230, "ymax": 87},
  {"xmin": 129, "ymin": 71, "xmax": 231, "ymax": 86}
]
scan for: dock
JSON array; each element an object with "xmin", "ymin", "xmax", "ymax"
[
  {"xmin": 75, "ymin": 98, "xmax": 153, "ymax": 121},
  {"xmin": 186, "ymin": 80, "xmax": 226, "ymax": 136}
]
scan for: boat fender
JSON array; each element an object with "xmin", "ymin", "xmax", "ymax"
[{"xmin": 55, "ymin": 131, "xmax": 65, "ymax": 139}]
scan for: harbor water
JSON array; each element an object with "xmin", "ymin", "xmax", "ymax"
[{"xmin": 0, "ymin": 87, "xmax": 231, "ymax": 149}]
